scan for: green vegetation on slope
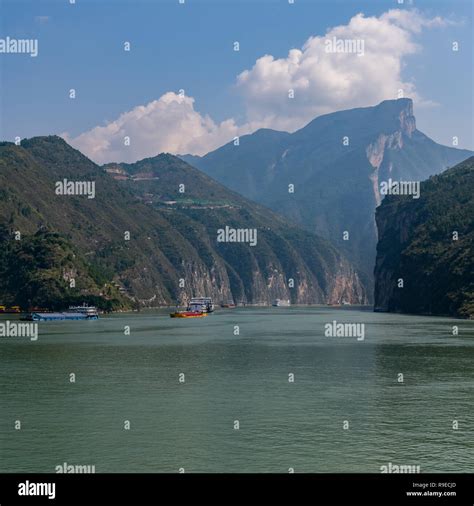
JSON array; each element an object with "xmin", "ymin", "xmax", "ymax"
[
  {"xmin": 0, "ymin": 137, "xmax": 366, "ymax": 307},
  {"xmin": 374, "ymin": 157, "xmax": 474, "ymax": 318},
  {"xmin": 0, "ymin": 226, "xmax": 127, "ymax": 310}
]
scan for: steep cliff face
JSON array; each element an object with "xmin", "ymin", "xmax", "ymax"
[
  {"xmin": 374, "ymin": 157, "xmax": 474, "ymax": 318},
  {"xmin": 366, "ymin": 103, "xmax": 414, "ymax": 203},
  {"xmin": 105, "ymin": 153, "xmax": 368, "ymax": 305},
  {"xmin": 0, "ymin": 138, "xmax": 367, "ymax": 307},
  {"xmin": 183, "ymin": 98, "xmax": 472, "ymax": 300}
]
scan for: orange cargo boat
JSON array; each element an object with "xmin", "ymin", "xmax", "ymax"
[{"xmin": 169, "ymin": 311, "xmax": 207, "ymax": 318}]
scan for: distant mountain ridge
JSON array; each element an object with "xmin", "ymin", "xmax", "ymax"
[
  {"xmin": 374, "ymin": 157, "xmax": 474, "ymax": 318},
  {"xmin": 0, "ymin": 137, "xmax": 367, "ymax": 308},
  {"xmin": 181, "ymin": 99, "xmax": 473, "ymax": 299}
]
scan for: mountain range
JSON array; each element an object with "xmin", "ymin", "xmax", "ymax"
[
  {"xmin": 0, "ymin": 137, "xmax": 366, "ymax": 309},
  {"xmin": 1, "ymin": 98, "xmax": 471, "ymax": 313},
  {"xmin": 182, "ymin": 98, "xmax": 473, "ymax": 298}
]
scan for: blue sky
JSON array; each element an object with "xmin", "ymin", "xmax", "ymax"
[{"xmin": 0, "ymin": 0, "xmax": 472, "ymax": 163}]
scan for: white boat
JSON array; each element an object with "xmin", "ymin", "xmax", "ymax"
[
  {"xmin": 272, "ymin": 299, "xmax": 290, "ymax": 307},
  {"xmin": 68, "ymin": 304, "xmax": 99, "ymax": 318},
  {"xmin": 188, "ymin": 297, "xmax": 214, "ymax": 313}
]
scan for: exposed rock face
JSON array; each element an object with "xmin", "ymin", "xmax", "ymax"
[
  {"xmin": 111, "ymin": 154, "xmax": 368, "ymax": 306},
  {"xmin": 399, "ymin": 100, "xmax": 416, "ymax": 136},
  {"xmin": 0, "ymin": 138, "xmax": 367, "ymax": 307},
  {"xmin": 374, "ymin": 157, "xmax": 474, "ymax": 318},
  {"xmin": 183, "ymin": 98, "xmax": 472, "ymax": 301},
  {"xmin": 366, "ymin": 122, "xmax": 411, "ymax": 228},
  {"xmin": 328, "ymin": 267, "xmax": 367, "ymax": 305}
]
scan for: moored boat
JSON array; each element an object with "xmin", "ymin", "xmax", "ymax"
[
  {"xmin": 0, "ymin": 305, "xmax": 22, "ymax": 313},
  {"xmin": 28, "ymin": 306, "xmax": 50, "ymax": 312},
  {"xmin": 272, "ymin": 299, "xmax": 290, "ymax": 307},
  {"xmin": 220, "ymin": 302, "xmax": 236, "ymax": 308}
]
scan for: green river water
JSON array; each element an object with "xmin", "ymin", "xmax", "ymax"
[{"xmin": 1, "ymin": 307, "xmax": 473, "ymax": 473}]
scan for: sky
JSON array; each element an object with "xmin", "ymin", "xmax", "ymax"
[{"xmin": 0, "ymin": 0, "xmax": 472, "ymax": 164}]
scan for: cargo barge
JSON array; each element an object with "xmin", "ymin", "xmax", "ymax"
[
  {"xmin": 24, "ymin": 305, "xmax": 99, "ymax": 321},
  {"xmin": 26, "ymin": 312, "xmax": 98, "ymax": 321}
]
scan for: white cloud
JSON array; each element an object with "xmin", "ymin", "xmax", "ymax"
[
  {"xmin": 236, "ymin": 9, "xmax": 447, "ymax": 131},
  {"xmin": 65, "ymin": 9, "xmax": 447, "ymax": 163},
  {"xmin": 63, "ymin": 92, "xmax": 250, "ymax": 164}
]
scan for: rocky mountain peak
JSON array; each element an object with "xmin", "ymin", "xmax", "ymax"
[
  {"xmin": 374, "ymin": 98, "xmax": 416, "ymax": 137},
  {"xmin": 366, "ymin": 99, "xmax": 417, "ymax": 170},
  {"xmin": 398, "ymin": 99, "xmax": 416, "ymax": 137}
]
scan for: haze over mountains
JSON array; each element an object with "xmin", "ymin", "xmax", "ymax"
[
  {"xmin": 0, "ymin": 137, "xmax": 366, "ymax": 309},
  {"xmin": 182, "ymin": 99, "xmax": 473, "ymax": 297}
]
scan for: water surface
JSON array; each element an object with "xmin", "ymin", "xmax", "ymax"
[{"xmin": 1, "ymin": 307, "xmax": 473, "ymax": 473}]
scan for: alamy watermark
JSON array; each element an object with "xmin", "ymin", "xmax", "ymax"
[
  {"xmin": 55, "ymin": 179, "xmax": 95, "ymax": 199},
  {"xmin": 55, "ymin": 462, "xmax": 95, "ymax": 473},
  {"xmin": 380, "ymin": 179, "xmax": 420, "ymax": 199},
  {"xmin": 380, "ymin": 462, "xmax": 420, "ymax": 473},
  {"xmin": 18, "ymin": 481, "xmax": 55, "ymax": 500},
  {"xmin": 0, "ymin": 321, "xmax": 38, "ymax": 341},
  {"xmin": 0, "ymin": 36, "xmax": 38, "ymax": 57},
  {"xmin": 217, "ymin": 226, "xmax": 257, "ymax": 246},
  {"xmin": 325, "ymin": 36, "xmax": 364, "ymax": 56},
  {"xmin": 324, "ymin": 320, "xmax": 365, "ymax": 341}
]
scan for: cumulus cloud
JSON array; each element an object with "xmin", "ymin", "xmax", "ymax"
[
  {"xmin": 65, "ymin": 9, "xmax": 447, "ymax": 163},
  {"xmin": 63, "ymin": 92, "xmax": 251, "ymax": 164},
  {"xmin": 236, "ymin": 9, "xmax": 447, "ymax": 131}
]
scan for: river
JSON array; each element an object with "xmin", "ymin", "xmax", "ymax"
[{"xmin": 1, "ymin": 307, "xmax": 473, "ymax": 473}]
